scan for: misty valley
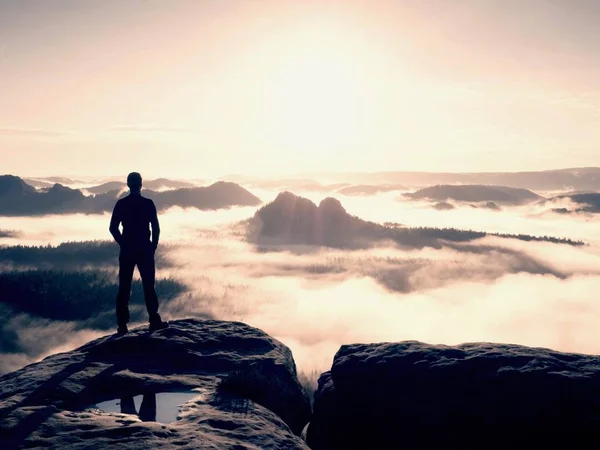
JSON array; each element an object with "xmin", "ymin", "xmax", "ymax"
[
  {"xmin": 2, "ymin": 170, "xmax": 600, "ymax": 378},
  {"xmin": 3, "ymin": 171, "xmax": 600, "ymax": 448}
]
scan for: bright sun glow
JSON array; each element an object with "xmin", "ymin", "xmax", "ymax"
[
  {"xmin": 269, "ymin": 53, "xmax": 365, "ymax": 149},
  {"xmin": 262, "ymin": 24, "xmax": 377, "ymax": 159}
]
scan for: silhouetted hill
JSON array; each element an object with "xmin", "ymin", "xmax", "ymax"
[
  {"xmin": 85, "ymin": 181, "xmax": 125, "ymax": 194},
  {"xmin": 23, "ymin": 178, "xmax": 53, "ymax": 189},
  {"xmin": 0, "ymin": 176, "xmax": 261, "ymax": 215},
  {"xmin": 38, "ymin": 176, "xmax": 83, "ymax": 184},
  {"xmin": 249, "ymin": 192, "xmax": 370, "ymax": 248},
  {"xmin": 0, "ymin": 175, "xmax": 36, "ymax": 197},
  {"xmin": 138, "ymin": 181, "xmax": 261, "ymax": 211},
  {"xmin": 43, "ymin": 183, "xmax": 87, "ymax": 206},
  {"xmin": 144, "ymin": 178, "xmax": 196, "ymax": 190},
  {"xmin": 547, "ymin": 193, "xmax": 600, "ymax": 213},
  {"xmin": 86, "ymin": 178, "xmax": 196, "ymax": 195},
  {"xmin": 432, "ymin": 201, "xmax": 455, "ymax": 211},
  {"xmin": 405, "ymin": 185, "xmax": 542, "ymax": 205},
  {"xmin": 249, "ymin": 192, "xmax": 581, "ymax": 250},
  {"xmin": 568, "ymin": 193, "xmax": 600, "ymax": 212},
  {"xmin": 482, "ymin": 201, "xmax": 501, "ymax": 210},
  {"xmin": 336, "ymin": 184, "xmax": 407, "ymax": 196},
  {"xmin": 0, "ymin": 176, "xmax": 84, "ymax": 215}
]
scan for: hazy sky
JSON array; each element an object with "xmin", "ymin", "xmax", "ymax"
[{"xmin": 2, "ymin": 0, "xmax": 600, "ymax": 178}]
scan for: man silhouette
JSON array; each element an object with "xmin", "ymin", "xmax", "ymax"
[
  {"xmin": 110, "ymin": 172, "xmax": 168, "ymax": 334},
  {"xmin": 119, "ymin": 393, "xmax": 157, "ymax": 422}
]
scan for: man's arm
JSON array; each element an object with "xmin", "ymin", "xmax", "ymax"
[
  {"xmin": 150, "ymin": 201, "xmax": 160, "ymax": 251},
  {"xmin": 109, "ymin": 202, "xmax": 123, "ymax": 245}
]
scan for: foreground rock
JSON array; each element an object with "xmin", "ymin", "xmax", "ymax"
[
  {"xmin": 307, "ymin": 341, "xmax": 600, "ymax": 449},
  {"xmin": 0, "ymin": 319, "xmax": 310, "ymax": 449}
]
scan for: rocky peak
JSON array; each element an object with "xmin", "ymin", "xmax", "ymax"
[
  {"xmin": 307, "ymin": 340, "xmax": 600, "ymax": 449},
  {"xmin": 0, "ymin": 175, "xmax": 36, "ymax": 197},
  {"xmin": 251, "ymin": 192, "xmax": 357, "ymax": 245},
  {"xmin": 0, "ymin": 319, "xmax": 311, "ymax": 449},
  {"xmin": 317, "ymin": 197, "xmax": 346, "ymax": 215}
]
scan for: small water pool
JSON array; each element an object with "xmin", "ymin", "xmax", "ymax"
[{"xmin": 94, "ymin": 391, "xmax": 200, "ymax": 423}]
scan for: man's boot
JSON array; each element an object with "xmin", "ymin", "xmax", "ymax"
[{"xmin": 149, "ymin": 314, "xmax": 169, "ymax": 332}]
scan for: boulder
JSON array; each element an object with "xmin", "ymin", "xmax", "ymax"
[
  {"xmin": 0, "ymin": 319, "xmax": 310, "ymax": 449},
  {"xmin": 307, "ymin": 341, "xmax": 600, "ymax": 449}
]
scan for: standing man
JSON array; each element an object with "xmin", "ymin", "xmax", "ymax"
[{"xmin": 109, "ymin": 172, "xmax": 168, "ymax": 334}]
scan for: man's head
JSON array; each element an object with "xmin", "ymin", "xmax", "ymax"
[{"xmin": 127, "ymin": 172, "xmax": 143, "ymax": 193}]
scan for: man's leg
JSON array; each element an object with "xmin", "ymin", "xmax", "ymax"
[
  {"xmin": 138, "ymin": 393, "xmax": 157, "ymax": 422},
  {"xmin": 137, "ymin": 246, "xmax": 161, "ymax": 325},
  {"xmin": 116, "ymin": 250, "xmax": 135, "ymax": 328},
  {"xmin": 119, "ymin": 396, "xmax": 137, "ymax": 415}
]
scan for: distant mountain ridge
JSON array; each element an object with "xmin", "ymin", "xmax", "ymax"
[
  {"xmin": 405, "ymin": 185, "xmax": 543, "ymax": 205},
  {"xmin": 310, "ymin": 167, "xmax": 600, "ymax": 191},
  {"xmin": 85, "ymin": 181, "xmax": 125, "ymax": 194},
  {"xmin": 0, "ymin": 175, "xmax": 261, "ymax": 216},
  {"xmin": 546, "ymin": 192, "xmax": 600, "ymax": 214},
  {"xmin": 85, "ymin": 178, "xmax": 196, "ymax": 194},
  {"xmin": 336, "ymin": 184, "xmax": 407, "ymax": 196},
  {"xmin": 33, "ymin": 176, "xmax": 84, "ymax": 184}
]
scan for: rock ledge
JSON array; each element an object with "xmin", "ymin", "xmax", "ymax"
[
  {"xmin": 0, "ymin": 318, "xmax": 310, "ymax": 449},
  {"xmin": 308, "ymin": 341, "xmax": 600, "ymax": 449}
]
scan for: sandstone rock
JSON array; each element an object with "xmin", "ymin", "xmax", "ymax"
[
  {"xmin": 249, "ymin": 192, "xmax": 385, "ymax": 249},
  {"xmin": 307, "ymin": 341, "xmax": 600, "ymax": 449},
  {"xmin": 0, "ymin": 319, "xmax": 310, "ymax": 449},
  {"xmin": 249, "ymin": 192, "xmax": 550, "ymax": 251}
]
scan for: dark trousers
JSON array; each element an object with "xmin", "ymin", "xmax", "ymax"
[
  {"xmin": 116, "ymin": 244, "xmax": 160, "ymax": 326},
  {"xmin": 120, "ymin": 394, "xmax": 157, "ymax": 422}
]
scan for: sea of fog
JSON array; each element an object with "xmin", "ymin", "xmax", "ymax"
[{"xmin": 2, "ymin": 188, "xmax": 600, "ymax": 379}]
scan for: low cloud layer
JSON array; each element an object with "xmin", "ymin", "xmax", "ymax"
[
  {"xmin": 2, "ymin": 190, "xmax": 600, "ymax": 378},
  {"xmin": 159, "ymin": 227, "xmax": 600, "ymax": 372}
]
